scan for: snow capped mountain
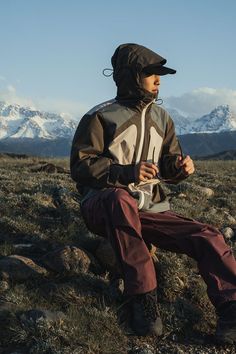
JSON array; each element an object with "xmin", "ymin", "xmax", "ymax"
[
  {"xmin": 189, "ymin": 105, "xmax": 236, "ymax": 134},
  {"xmin": 169, "ymin": 104, "xmax": 236, "ymax": 135},
  {"xmin": 165, "ymin": 108, "xmax": 192, "ymax": 135},
  {"xmin": 1, "ymin": 100, "xmax": 236, "ymax": 141},
  {"xmin": 0, "ymin": 101, "xmax": 77, "ymax": 140}
]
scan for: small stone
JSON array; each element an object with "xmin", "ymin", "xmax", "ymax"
[
  {"xmin": 175, "ymin": 349, "xmax": 185, "ymax": 354},
  {"xmin": 0, "ymin": 255, "xmax": 47, "ymax": 281},
  {"xmin": 0, "ymin": 280, "xmax": 9, "ymax": 292},
  {"xmin": 178, "ymin": 193, "xmax": 187, "ymax": 198},
  {"xmin": 199, "ymin": 187, "xmax": 214, "ymax": 197},
  {"xmin": 19, "ymin": 309, "xmax": 65, "ymax": 325},
  {"xmin": 221, "ymin": 227, "xmax": 235, "ymax": 239},
  {"xmin": 41, "ymin": 245, "xmax": 100, "ymax": 274}
]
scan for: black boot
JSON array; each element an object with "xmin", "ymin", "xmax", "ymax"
[
  {"xmin": 129, "ymin": 289, "xmax": 163, "ymax": 336},
  {"xmin": 215, "ymin": 301, "xmax": 236, "ymax": 344}
]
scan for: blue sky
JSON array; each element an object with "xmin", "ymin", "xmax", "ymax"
[{"xmin": 0, "ymin": 0, "xmax": 236, "ymax": 118}]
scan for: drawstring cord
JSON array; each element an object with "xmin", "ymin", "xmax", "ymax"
[
  {"xmin": 102, "ymin": 68, "xmax": 113, "ymax": 77},
  {"xmin": 156, "ymin": 98, "xmax": 163, "ymax": 105}
]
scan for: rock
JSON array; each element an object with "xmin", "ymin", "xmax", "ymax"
[
  {"xmin": 41, "ymin": 245, "xmax": 100, "ymax": 274},
  {"xmin": 178, "ymin": 193, "xmax": 187, "ymax": 198},
  {"xmin": 0, "ymin": 301, "xmax": 16, "ymax": 312},
  {"xmin": 0, "ymin": 280, "xmax": 9, "ymax": 292},
  {"xmin": 31, "ymin": 163, "xmax": 67, "ymax": 174},
  {"xmin": 199, "ymin": 187, "xmax": 214, "ymax": 197},
  {"xmin": 221, "ymin": 227, "xmax": 235, "ymax": 239},
  {"xmin": 18, "ymin": 309, "xmax": 65, "ymax": 325},
  {"xmin": 169, "ymin": 182, "xmax": 214, "ymax": 198},
  {"xmin": 0, "ymin": 255, "xmax": 47, "ymax": 281}
]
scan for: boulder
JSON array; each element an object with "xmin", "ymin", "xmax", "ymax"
[
  {"xmin": 40, "ymin": 245, "xmax": 100, "ymax": 274},
  {"xmin": 0, "ymin": 255, "xmax": 47, "ymax": 281}
]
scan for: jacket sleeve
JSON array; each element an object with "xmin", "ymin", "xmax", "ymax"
[
  {"xmin": 70, "ymin": 112, "xmax": 136, "ymax": 189},
  {"xmin": 159, "ymin": 114, "xmax": 188, "ymax": 184}
]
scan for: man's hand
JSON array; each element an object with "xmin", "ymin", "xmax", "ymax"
[
  {"xmin": 175, "ymin": 155, "xmax": 195, "ymax": 176},
  {"xmin": 136, "ymin": 161, "xmax": 159, "ymax": 182}
]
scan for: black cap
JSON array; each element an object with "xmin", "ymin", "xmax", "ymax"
[{"xmin": 142, "ymin": 63, "xmax": 176, "ymax": 76}]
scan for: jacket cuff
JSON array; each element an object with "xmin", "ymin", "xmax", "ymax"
[{"xmin": 108, "ymin": 164, "xmax": 136, "ymax": 186}]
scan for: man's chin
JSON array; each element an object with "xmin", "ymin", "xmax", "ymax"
[{"xmin": 152, "ymin": 91, "xmax": 159, "ymax": 99}]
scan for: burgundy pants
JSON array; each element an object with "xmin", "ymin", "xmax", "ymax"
[{"xmin": 81, "ymin": 188, "xmax": 236, "ymax": 308}]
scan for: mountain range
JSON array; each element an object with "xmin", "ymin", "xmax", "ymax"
[
  {"xmin": 0, "ymin": 101, "xmax": 236, "ymax": 157},
  {"xmin": 0, "ymin": 101, "xmax": 76, "ymax": 140},
  {"xmin": 167, "ymin": 104, "xmax": 236, "ymax": 135}
]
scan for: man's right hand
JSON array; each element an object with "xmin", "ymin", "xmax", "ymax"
[{"xmin": 135, "ymin": 161, "xmax": 159, "ymax": 182}]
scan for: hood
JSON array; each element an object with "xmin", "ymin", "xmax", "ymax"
[{"xmin": 111, "ymin": 43, "xmax": 175, "ymax": 107}]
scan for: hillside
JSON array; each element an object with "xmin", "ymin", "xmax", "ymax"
[
  {"xmin": 0, "ymin": 155, "xmax": 235, "ymax": 353},
  {"xmin": 198, "ymin": 150, "xmax": 236, "ymax": 160},
  {"xmin": 179, "ymin": 131, "xmax": 236, "ymax": 157}
]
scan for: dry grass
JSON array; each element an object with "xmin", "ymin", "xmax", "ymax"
[{"xmin": 0, "ymin": 155, "xmax": 235, "ymax": 353}]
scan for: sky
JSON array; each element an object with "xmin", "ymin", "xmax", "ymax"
[{"xmin": 0, "ymin": 0, "xmax": 236, "ymax": 119}]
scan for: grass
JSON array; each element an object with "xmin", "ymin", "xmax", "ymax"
[{"xmin": 0, "ymin": 155, "xmax": 235, "ymax": 353}]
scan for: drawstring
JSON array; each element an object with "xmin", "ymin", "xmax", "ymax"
[
  {"xmin": 102, "ymin": 68, "xmax": 113, "ymax": 77},
  {"xmin": 156, "ymin": 98, "xmax": 163, "ymax": 105}
]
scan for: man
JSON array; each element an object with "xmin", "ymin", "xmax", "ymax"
[{"xmin": 70, "ymin": 43, "xmax": 236, "ymax": 343}]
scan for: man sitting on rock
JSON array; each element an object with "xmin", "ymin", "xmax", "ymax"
[{"xmin": 70, "ymin": 43, "xmax": 236, "ymax": 343}]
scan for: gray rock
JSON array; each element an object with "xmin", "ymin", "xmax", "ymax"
[
  {"xmin": 221, "ymin": 227, "xmax": 235, "ymax": 239},
  {"xmin": 19, "ymin": 309, "xmax": 65, "ymax": 325},
  {"xmin": 169, "ymin": 182, "xmax": 214, "ymax": 198},
  {"xmin": 41, "ymin": 245, "xmax": 100, "ymax": 274},
  {"xmin": 199, "ymin": 187, "xmax": 214, "ymax": 197},
  {"xmin": 0, "ymin": 255, "xmax": 47, "ymax": 281},
  {"xmin": 177, "ymin": 193, "xmax": 187, "ymax": 198},
  {"xmin": 0, "ymin": 280, "xmax": 9, "ymax": 292}
]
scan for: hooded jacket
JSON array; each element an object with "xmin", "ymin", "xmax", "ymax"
[{"xmin": 70, "ymin": 44, "xmax": 187, "ymax": 212}]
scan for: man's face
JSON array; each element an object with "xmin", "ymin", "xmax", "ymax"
[{"xmin": 141, "ymin": 74, "xmax": 160, "ymax": 95}]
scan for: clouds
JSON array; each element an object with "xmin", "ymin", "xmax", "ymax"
[
  {"xmin": 1, "ymin": 76, "xmax": 236, "ymax": 122},
  {"xmin": 0, "ymin": 81, "xmax": 34, "ymax": 107},
  {"xmin": 164, "ymin": 87, "xmax": 236, "ymax": 118},
  {"xmin": 0, "ymin": 77, "xmax": 89, "ymax": 119}
]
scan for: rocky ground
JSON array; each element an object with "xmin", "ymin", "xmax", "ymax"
[{"xmin": 0, "ymin": 154, "xmax": 235, "ymax": 354}]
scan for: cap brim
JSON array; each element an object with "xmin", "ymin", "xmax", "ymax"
[{"xmin": 143, "ymin": 64, "xmax": 176, "ymax": 76}]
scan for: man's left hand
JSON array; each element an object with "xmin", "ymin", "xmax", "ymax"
[{"xmin": 175, "ymin": 155, "xmax": 195, "ymax": 176}]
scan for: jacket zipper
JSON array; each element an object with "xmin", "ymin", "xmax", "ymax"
[
  {"xmin": 135, "ymin": 101, "xmax": 153, "ymax": 210},
  {"xmin": 135, "ymin": 101, "xmax": 153, "ymax": 163}
]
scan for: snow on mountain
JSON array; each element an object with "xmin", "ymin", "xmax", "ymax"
[
  {"xmin": 189, "ymin": 105, "xmax": 236, "ymax": 134},
  {"xmin": 165, "ymin": 108, "xmax": 192, "ymax": 135},
  {"xmin": 0, "ymin": 101, "xmax": 77, "ymax": 140},
  {"xmin": 167, "ymin": 104, "xmax": 236, "ymax": 135},
  {"xmin": 1, "ymin": 100, "xmax": 236, "ymax": 140}
]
